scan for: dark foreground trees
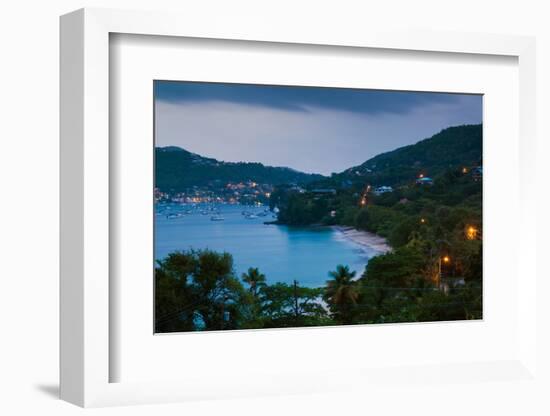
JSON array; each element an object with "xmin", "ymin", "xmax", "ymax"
[
  {"xmin": 241, "ymin": 267, "xmax": 266, "ymax": 297},
  {"xmin": 155, "ymin": 244, "xmax": 482, "ymax": 332},
  {"xmin": 324, "ymin": 265, "xmax": 359, "ymax": 324},
  {"xmin": 155, "ymin": 250, "xmax": 330, "ymax": 332},
  {"xmin": 155, "ymin": 250, "xmax": 252, "ymax": 332},
  {"xmin": 356, "ymin": 245, "xmax": 482, "ymax": 324}
]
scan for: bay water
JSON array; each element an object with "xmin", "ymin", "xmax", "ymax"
[{"xmin": 155, "ymin": 203, "xmax": 377, "ymax": 288}]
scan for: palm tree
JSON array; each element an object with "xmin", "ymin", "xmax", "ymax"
[
  {"xmin": 241, "ymin": 267, "xmax": 266, "ymax": 297},
  {"xmin": 324, "ymin": 265, "xmax": 359, "ymax": 324}
]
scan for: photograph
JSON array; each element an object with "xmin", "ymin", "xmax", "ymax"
[{"xmin": 154, "ymin": 80, "xmax": 483, "ymax": 333}]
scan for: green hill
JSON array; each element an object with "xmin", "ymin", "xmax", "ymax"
[
  {"xmin": 273, "ymin": 124, "xmax": 483, "ymax": 229},
  {"xmin": 337, "ymin": 124, "xmax": 482, "ymax": 186},
  {"xmin": 155, "ymin": 146, "xmax": 324, "ymax": 192}
]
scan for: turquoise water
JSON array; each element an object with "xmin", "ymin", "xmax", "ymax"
[{"xmin": 155, "ymin": 204, "xmax": 376, "ymax": 288}]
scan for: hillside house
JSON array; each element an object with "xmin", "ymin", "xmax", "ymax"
[
  {"xmin": 373, "ymin": 186, "xmax": 394, "ymax": 195},
  {"xmin": 472, "ymin": 166, "xmax": 483, "ymax": 181},
  {"xmin": 311, "ymin": 188, "xmax": 337, "ymax": 195},
  {"xmin": 415, "ymin": 177, "xmax": 434, "ymax": 186}
]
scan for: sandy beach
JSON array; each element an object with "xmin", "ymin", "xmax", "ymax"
[{"xmin": 332, "ymin": 226, "xmax": 392, "ymax": 255}]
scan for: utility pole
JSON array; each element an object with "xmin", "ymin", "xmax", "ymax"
[
  {"xmin": 437, "ymin": 257, "xmax": 441, "ymax": 290},
  {"xmin": 438, "ymin": 255, "xmax": 451, "ymax": 293}
]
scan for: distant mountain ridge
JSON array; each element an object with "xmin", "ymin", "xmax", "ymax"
[
  {"xmin": 156, "ymin": 124, "xmax": 482, "ymax": 192},
  {"xmin": 155, "ymin": 146, "xmax": 325, "ymax": 192}
]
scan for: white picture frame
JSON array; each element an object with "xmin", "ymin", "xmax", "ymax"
[{"xmin": 60, "ymin": 7, "xmax": 538, "ymax": 408}]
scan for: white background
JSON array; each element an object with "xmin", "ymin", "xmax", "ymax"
[
  {"xmin": 1, "ymin": 1, "xmax": 548, "ymax": 415},
  {"xmin": 111, "ymin": 34, "xmax": 520, "ymax": 384}
]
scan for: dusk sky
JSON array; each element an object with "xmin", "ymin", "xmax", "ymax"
[{"xmin": 154, "ymin": 81, "xmax": 482, "ymax": 175}]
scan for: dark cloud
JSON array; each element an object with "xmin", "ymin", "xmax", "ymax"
[
  {"xmin": 155, "ymin": 80, "xmax": 481, "ymax": 116},
  {"xmin": 154, "ymin": 81, "xmax": 482, "ymax": 174}
]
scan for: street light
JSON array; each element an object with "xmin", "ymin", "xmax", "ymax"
[
  {"xmin": 466, "ymin": 226, "xmax": 477, "ymax": 240},
  {"xmin": 437, "ymin": 255, "xmax": 451, "ymax": 290}
]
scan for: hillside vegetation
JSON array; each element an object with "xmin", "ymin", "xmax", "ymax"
[
  {"xmin": 155, "ymin": 146, "xmax": 324, "ymax": 192},
  {"xmin": 269, "ymin": 124, "xmax": 483, "ymax": 323},
  {"xmin": 332, "ymin": 124, "xmax": 482, "ymax": 187},
  {"xmin": 155, "ymin": 125, "xmax": 483, "ymax": 330}
]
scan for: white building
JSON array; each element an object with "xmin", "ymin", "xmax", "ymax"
[{"xmin": 373, "ymin": 186, "xmax": 393, "ymax": 196}]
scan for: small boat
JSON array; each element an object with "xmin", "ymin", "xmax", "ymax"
[
  {"xmin": 210, "ymin": 215, "xmax": 225, "ymax": 221},
  {"xmin": 245, "ymin": 214, "xmax": 258, "ymax": 219}
]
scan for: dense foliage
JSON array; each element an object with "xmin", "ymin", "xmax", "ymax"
[
  {"xmin": 267, "ymin": 124, "xmax": 483, "ymax": 324},
  {"xmin": 273, "ymin": 125, "xmax": 482, "ymax": 226},
  {"xmin": 155, "ymin": 250, "xmax": 332, "ymax": 332},
  {"xmin": 155, "ymin": 243, "xmax": 481, "ymax": 332},
  {"xmin": 155, "ymin": 146, "xmax": 323, "ymax": 192},
  {"xmin": 335, "ymin": 124, "xmax": 482, "ymax": 187},
  {"xmin": 155, "ymin": 124, "xmax": 483, "ymax": 331}
]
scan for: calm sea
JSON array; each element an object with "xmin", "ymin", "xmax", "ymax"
[{"xmin": 155, "ymin": 203, "xmax": 376, "ymax": 288}]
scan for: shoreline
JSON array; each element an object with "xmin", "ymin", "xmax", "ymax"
[
  {"xmin": 332, "ymin": 226, "xmax": 392, "ymax": 255},
  {"xmin": 265, "ymin": 219, "xmax": 392, "ymax": 257}
]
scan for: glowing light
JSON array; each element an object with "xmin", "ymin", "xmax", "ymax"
[
  {"xmin": 462, "ymin": 167, "xmax": 468, "ymax": 174},
  {"xmin": 466, "ymin": 226, "xmax": 477, "ymax": 240},
  {"xmin": 419, "ymin": 173, "xmax": 424, "ymax": 178},
  {"xmin": 420, "ymin": 218, "xmax": 426, "ymax": 224},
  {"xmin": 443, "ymin": 256, "xmax": 450, "ymax": 263}
]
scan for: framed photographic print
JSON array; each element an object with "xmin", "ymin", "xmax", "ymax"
[
  {"xmin": 60, "ymin": 8, "xmax": 538, "ymax": 408},
  {"xmin": 152, "ymin": 80, "xmax": 483, "ymax": 334}
]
